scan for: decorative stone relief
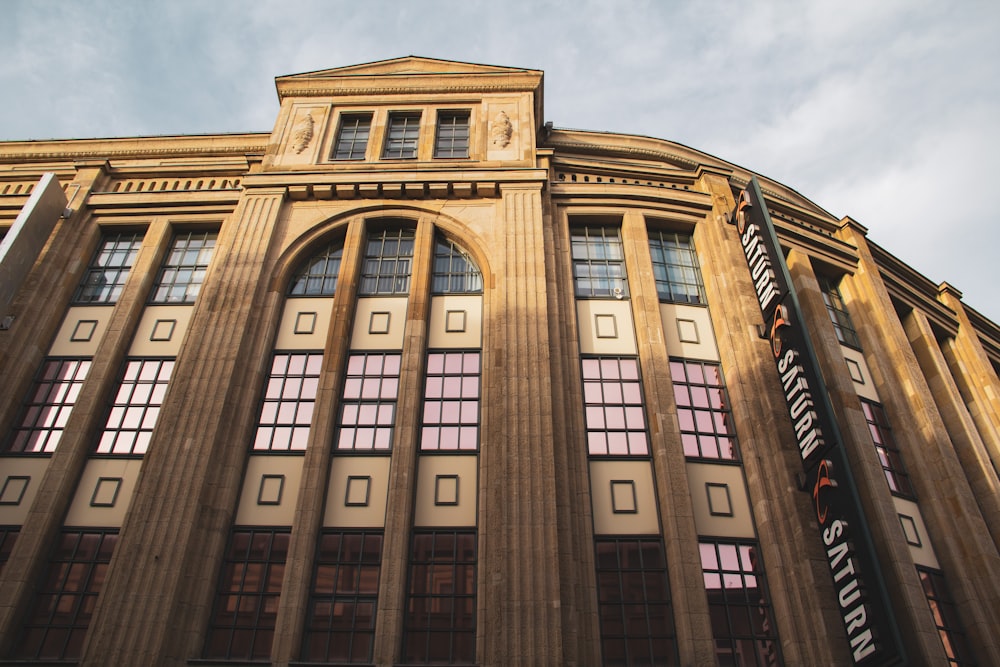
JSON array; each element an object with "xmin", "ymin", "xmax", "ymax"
[
  {"xmin": 290, "ymin": 113, "xmax": 315, "ymax": 154},
  {"xmin": 490, "ymin": 110, "xmax": 513, "ymax": 148}
]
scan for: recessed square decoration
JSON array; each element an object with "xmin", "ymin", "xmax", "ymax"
[
  {"xmin": 369, "ymin": 311, "xmax": 391, "ymax": 334},
  {"xmin": 257, "ymin": 474, "xmax": 285, "ymax": 506},
  {"xmin": 595, "ymin": 313, "xmax": 618, "ymax": 339},
  {"xmin": 345, "ymin": 475, "xmax": 371, "ymax": 507},
  {"xmin": 676, "ymin": 318, "xmax": 700, "ymax": 344},
  {"xmin": 706, "ymin": 482, "xmax": 733, "ymax": 517},
  {"xmin": 90, "ymin": 477, "xmax": 122, "ymax": 508},
  {"xmin": 445, "ymin": 309, "xmax": 467, "ymax": 333},
  {"xmin": 0, "ymin": 476, "xmax": 30, "ymax": 505},
  {"xmin": 845, "ymin": 357, "xmax": 865, "ymax": 384},
  {"xmin": 899, "ymin": 513, "xmax": 922, "ymax": 547},
  {"xmin": 610, "ymin": 480, "xmax": 637, "ymax": 513},
  {"xmin": 150, "ymin": 319, "xmax": 177, "ymax": 342},
  {"xmin": 71, "ymin": 319, "xmax": 98, "ymax": 342},
  {"xmin": 435, "ymin": 474, "xmax": 460, "ymax": 506},
  {"xmin": 294, "ymin": 311, "xmax": 317, "ymax": 335}
]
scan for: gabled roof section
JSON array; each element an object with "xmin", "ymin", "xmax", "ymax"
[{"xmin": 275, "ymin": 56, "xmax": 544, "ymax": 122}]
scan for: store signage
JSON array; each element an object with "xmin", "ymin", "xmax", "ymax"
[{"xmin": 731, "ymin": 178, "xmax": 904, "ymax": 666}]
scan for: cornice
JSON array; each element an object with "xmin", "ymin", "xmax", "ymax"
[
  {"xmin": 279, "ymin": 82, "xmax": 540, "ymax": 99},
  {"xmin": 547, "ymin": 139, "xmax": 700, "ymax": 169},
  {"xmin": 0, "ymin": 135, "xmax": 268, "ymax": 162}
]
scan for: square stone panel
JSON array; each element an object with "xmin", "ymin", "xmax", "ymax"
[
  {"xmin": 435, "ymin": 475, "xmax": 460, "ymax": 506},
  {"xmin": 90, "ymin": 477, "xmax": 122, "ymax": 508},
  {"xmin": 150, "ymin": 319, "xmax": 177, "ymax": 342},
  {"xmin": 706, "ymin": 482, "xmax": 733, "ymax": 517},
  {"xmin": 445, "ymin": 309, "xmax": 467, "ymax": 333},
  {"xmin": 294, "ymin": 311, "xmax": 318, "ymax": 335},
  {"xmin": 257, "ymin": 474, "xmax": 285, "ymax": 506},
  {"xmin": 345, "ymin": 476, "xmax": 372, "ymax": 507},
  {"xmin": 0, "ymin": 476, "xmax": 30, "ymax": 505},
  {"xmin": 610, "ymin": 480, "xmax": 637, "ymax": 513},
  {"xmin": 369, "ymin": 311, "xmax": 391, "ymax": 334},
  {"xmin": 676, "ymin": 318, "xmax": 700, "ymax": 344},
  {"xmin": 71, "ymin": 319, "xmax": 98, "ymax": 342},
  {"xmin": 595, "ymin": 313, "xmax": 618, "ymax": 339},
  {"xmin": 846, "ymin": 357, "xmax": 865, "ymax": 384}
]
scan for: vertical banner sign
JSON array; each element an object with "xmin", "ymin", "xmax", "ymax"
[{"xmin": 731, "ymin": 177, "xmax": 905, "ymax": 666}]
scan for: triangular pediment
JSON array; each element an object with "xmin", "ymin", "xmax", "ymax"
[{"xmin": 279, "ymin": 56, "xmax": 537, "ymax": 81}]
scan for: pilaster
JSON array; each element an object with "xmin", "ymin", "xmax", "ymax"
[
  {"xmin": 479, "ymin": 183, "xmax": 563, "ymax": 665},
  {"xmin": 80, "ymin": 187, "xmax": 288, "ymax": 666}
]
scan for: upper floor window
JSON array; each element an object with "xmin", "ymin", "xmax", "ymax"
[
  {"xmin": 432, "ymin": 238, "xmax": 482, "ymax": 294},
  {"xmin": 420, "ymin": 351, "xmax": 481, "ymax": 451},
  {"xmin": 252, "ymin": 352, "xmax": 323, "ymax": 452},
  {"xmin": 648, "ymin": 230, "xmax": 706, "ymax": 304},
  {"xmin": 95, "ymin": 358, "xmax": 174, "ymax": 456},
  {"xmin": 289, "ymin": 241, "xmax": 344, "ymax": 297},
  {"xmin": 336, "ymin": 353, "xmax": 401, "ymax": 452},
  {"xmin": 73, "ymin": 231, "xmax": 143, "ymax": 304},
  {"xmin": 332, "ymin": 113, "xmax": 372, "ymax": 160},
  {"xmin": 861, "ymin": 400, "xmax": 915, "ymax": 498},
  {"xmin": 150, "ymin": 231, "xmax": 216, "ymax": 304},
  {"xmin": 817, "ymin": 275, "xmax": 861, "ymax": 349},
  {"xmin": 382, "ymin": 112, "xmax": 421, "ymax": 159},
  {"xmin": 360, "ymin": 228, "xmax": 414, "ymax": 296},
  {"xmin": 671, "ymin": 359, "xmax": 739, "ymax": 461},
  {"xmin": 572, "ymin": 226, "xmax": 628, "ymax": 299},
  {"xmin": 917, "ymin": 566, "xmax": 975, "ymax": 666},
  {"xmin": 7, "ymin": 358, "xmax": 91, "ymax": 454},
  {"xmin": 582, "ymin": 357, "xmax": 648, "ymax": 456},
  {"xmin": 434, "ymin": 111, "xmax": 470, "ymax": 159}
]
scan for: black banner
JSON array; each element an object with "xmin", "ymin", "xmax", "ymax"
[{"xmin": 732, "ymin": 177, "xmax": 905, "ymax": 666}]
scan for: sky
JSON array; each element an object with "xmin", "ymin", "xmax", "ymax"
[{"xmin": 3, "ymin": 0, "xmax": 999, "ymax": 322}]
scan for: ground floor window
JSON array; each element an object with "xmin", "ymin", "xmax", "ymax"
[{"xmin": 917, "ymin": 566, "xmax": 975, "ymax": 666}]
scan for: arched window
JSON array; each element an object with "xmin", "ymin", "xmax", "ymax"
[
  {"xmin": 289, "ymin": 242, "xmax": 344, "ymax": 296},
  {"xmin": 432, "ymin": 238, "xmax": 482, "ymax": 294}
]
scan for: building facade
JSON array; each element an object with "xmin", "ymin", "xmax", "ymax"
[{"xmin": 0, "ymin": 57, "xmax": 999, "ymax": 666}]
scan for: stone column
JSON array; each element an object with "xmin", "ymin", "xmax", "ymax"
[
  {"xmin": 479, "ymin": 184, "xmax": 564, "ymax": 665},
  {"xmin": 619, "ymin": 210, "xmax": 716, "ymax": 665},
  {"xmin": 80, "ymin": 187, "xmax": 289, "ymax": 666},
  {"xmin": 696, "ymin": 174, "xmax": 846, "ymax": 664},
  {"xmin": 271, "ymin": 217, "xmax": 365, "ymax": 665},
  {"xmin": 936, "ymin": 284, "xmax": 1000, "ymax": 475},
  {"xmin": 901, "ymin": 306, "xmax": 1000, "ymax": 551},
  {"xmin": 372, "ymin": 216, "xmax": 434, "ymax": 666},
  {"xmin": 835, "ymin": 219, "xmax": 1000, "ymax": 665}
]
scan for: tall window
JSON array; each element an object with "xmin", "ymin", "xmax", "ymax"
[
  {"xmin": 817, "ymin": 275, "xmax": 861, "ymax": 348},
  {"xmin": 7, "ymin": 358, "xmax": 91, "ymax": 454},
  {"xmin": 252, "ymin": 352, "xmax": 322, "ymax": 452},
  {"xmin": 302, "ymin": 531, "xmax": 383, "ymax": 663},
  {"xmin": 571, "ymin": 226, "xmax": 628, "ymax": 298},
  {"xmin": 595, "ymin": 537, "xmax": 678, "ymax": 666},
  {"xmin": 289, "ymin": 242, "xmax": 344, "ymax": 296},
  {"xmin": 432, "ymin": 238, "xmax": 482, "ymax": 294},
  {"xmin": 434, "ymin": 111, "xmax": 470, "ymax": 159},
  {"xmin": 671, "ymin": 359, "xmax": 739, "ymax": 460},
  {"xmin": 336, "ymin": 353, "xmax": 401, "ymax": 452},
  {"xmin": 917, "ymin": 566, "xmax": 975, "ymax": 666},
  {"xmin": 582, "ymin": 357, "xmax": 648, "ymax": 456},
  {"xmin": 402, "ymin": 530, "xmax": 476, "ymax": 664},
  {"xmin": 420, "ymin": 351, "xmax": 481, "ymax": 451},
  {"xmin": 95, "ymin": 358, "xmax": 173, "ymax": 456},
  {"xmin": 359, "ymin": 228, "xmax": 414, "ymax": 296},
  {"xmin": 648, "ymin": 229, "xmax": 706, "ymax": 304},
  {"xmin": 382, "ymin": 112, "xmax": 421, "ymax": 159},
  {"xmin": 861, "ymin": 400, "xmax": 915, "ymax": 498},
  {"xmin": 204, "ymin": 528, "xmax": 289, "ymax": 661},
  {"xmin": 332, "ymin": 113, "xmax": 372, "ymax": 160},
  {"xmin": 15, "ymin": 530, "xmax": 118, "ymax": 661},
  {"xmin": 150, "ymin": 231, "xmax": 216, "ymax": 303},
  {"xmin": 73, "ymin": 231, "xmax": 143, "ymax": 304},
  {"xmin": 699, "ymin": 540, "xmax": 782, "ymax": 667}
]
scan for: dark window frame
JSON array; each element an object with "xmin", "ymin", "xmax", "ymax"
[
  {"xmin": 571, "ymin": 226, "xmax": 629, "ymax": 299},
  {"xmin": 94, "ymin": 357, "xmax": 174, "ymax": 457},
  {"xmin": 150, "ymin": 230, "xmax": 217, "ymax": 304},
  {"xmin": 648, "ymin": 229, "xmax": 707, "ymax": 305},
  {"xmin": 581, "ymin": 356, "xmax": 650, "ymax": 457},
  {"xmin": 420, "ymin": 350, "xmax": 481, "ymax": 452},
  {"xmin": 288, "ymin": 241, "xmax": 344, "ymax": 297},
  {"xmin": 73, "ymin": 230, "xmax": 144, "ymax": 304},
  {"xmin": 332, "ymin": 112, "xmax": 373, "ymax": 161},
  {"xmin": 252, "ymin": 351, "xmax": 323, "ymax": 453},
  {"xmin": 359, "ymin": 227, "xmax": 415, "ymax": 296},
  {"xmin": 670, "ymin": 358, "xmax": 740, "ymax": 461},
  {"xmin": 818, "ymin": 274, "xmax": 862, "ymax": 349},
  {"xmin": 336, "ymin": 352, "xmax": 402, "ymax": 452},
  {"xmin": 861, "ymin": 399, "xmax": 916, "ymax": 498},
  {"xmin": 433, "ymin": 110, "xmax": 471, "ymax": 159},
  {"xmin": 431, "ymin": 237, "xmax": 482, "ymax": 295},
  {"xmin": 917, "ymin": 566, "xmax": 976, "ymax": 666},
  {"xmin": 7, "ymin": 357, "xmax": 92, "ymax": 454},
  {"xmin": 382, "ymin": 112, "xmax": 422, "ymax": 160}
]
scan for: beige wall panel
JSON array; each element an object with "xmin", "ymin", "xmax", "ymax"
[
  {"xmin": 685, "ymin": 462, "xmax": 755, "ymax": 539},
  {"xmin": 273, "ymin": 103, "xmax": 332, "ymax": 166},
  {"xmin": 893, "ymin": 496, "xmax": 940, "ymax": 569},
  {"xmin": 325, "ymin": 455, "xmax": 392, "ymax": 528},
  {"xmin": 48, "ymin": 306, "xmax": 115, "ymax": 356},
  {"xmin": 483, "ymin": 98, "xmax": 521, "ymax": 162},
  {"xmin": 660, "ymin": 303, "xmax": 720, "ymax": 361},
  {"xmin": 413, "ymin": 455, "xmax": 478, "ymax": 527},
  {"xmin": 577, "ymin": 301, "xmax": 637, "ymax": 356},
  {"xmin": 234, "ymin": 456, "xmax": 305, "ymax": 526},
  {"xmin": 841, "ymin": 346, "xmax": 881, "ymax": 402},
  {"xmin": 590, "ymin": 460, "xmax": 660, "ymax": 535},
  {"xmin": 129, "ymin": 305, "xmax": 193, "ymax": 356},
  {"xmin": 0, "ymin": 457, "xmax": 50, "ymax": 525},
  {"xmin": 350, "ymin": 297, "xmax": 408, "ymax": 350},
  {"xmin": 427, "ymin": 295, "xmax": 482, "ymax": 349},
  {"xmin": 274, "ymin": 297, "xmax": 334, "ymax": 350},
  {"xmin": 64, "ymin": 459, "xmax": 143, "ymax": 528}
]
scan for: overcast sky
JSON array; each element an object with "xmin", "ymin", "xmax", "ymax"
[{"xmin": 4, "ymin": 0, "xmax": 999, "ymax": 322}]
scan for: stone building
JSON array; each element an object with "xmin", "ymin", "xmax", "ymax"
[{"xmin": 1, "ymin": 57, "xmax": 999, "ymax": 666}]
